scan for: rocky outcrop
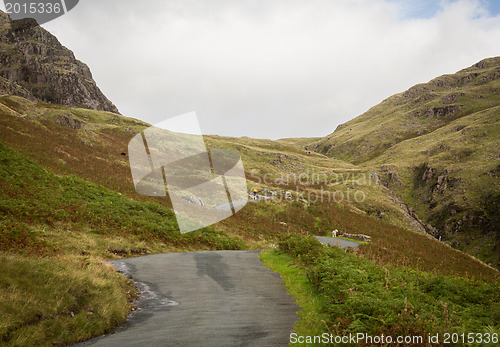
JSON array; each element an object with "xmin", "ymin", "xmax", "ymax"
[
  {"xmin": 441, "ymin": 92, "xmax": 464, "ymax": 104},
  {"xmin": 414, "ymin": 163, "xmax": 461, "ymax": 196},
  {"xmin": 0, "ymin": 75, "xmax": 34, "ymax": 100},
  {"xmin": 0, "ymin": 11, "xmax": 119, "ymax": 113},
  {"xmin": 54, "ymin": 112, "xmax": 84, "ymax": 129},
  {"xmin": 376, "ymin": 167, "xmax": 437, "ymax": 235},
  {"xmin": 420, "ymin": 165, "xmax": 435, "ymax": 185},
  {"xmin": 267, "ymin": 153, "xmax": 304, "ymax": 171},
  {"xmin": 411, "ymin": 105, "xmax": 463, "ymax": 120},
  {"xmin": 340, "ymin": 233, "xmax": 372, "ymax": 242}
]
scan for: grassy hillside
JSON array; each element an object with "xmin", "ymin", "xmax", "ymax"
[
  {"xmin": 262, "ymin": 235, "xmax": 499, "ymax": 343},
  {"xmin": 1, "ymin": 93, "xmax": 497, "ymax": 279},
  {"xmin": 311, "ymin": 57, "xmax": 500, "ymax": 163},
  {"xmin": 0, "ymin": 140, "xmax": 244, "ymax": 345},
  {"xmin": 1, "ymin": 88, "xmax": 498, "ymax": 344},
  {"xmin": 0, "ymin": 95, "xmax": 148, "ymax": 199},
  {"xmin": 0, "ymin": 94, "xmax": 429, "ymax": 237},
  {"xmin": 371, "ymin": 106, "xmax": 500, "ymax": 268},
  {"xmin": 309, "ymin": 57, "xmax": 500, "ymax": 268}
]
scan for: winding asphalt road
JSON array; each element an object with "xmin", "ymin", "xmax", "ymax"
[{"xmin": 76, "ymin": 251, "xmax": 298, "ymax": 347}]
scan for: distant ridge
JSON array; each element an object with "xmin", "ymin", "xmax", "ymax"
[
  {"xmin": 309, "ymin": 57, "xmax": 500, "ymax": 268},
  {"xmin": 309, "ymin": 57, "xmax": 500, "ymax": 162}
]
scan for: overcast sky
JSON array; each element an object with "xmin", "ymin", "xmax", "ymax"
[{"xmin": 3, "ymin": 0, "xmax": 500, "ymax": 139}]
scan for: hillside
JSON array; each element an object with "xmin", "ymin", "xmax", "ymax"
[
  {"xmin": 2, "ymin": 100, "xmax": 499, "ymax": 347},
  {"xmin": 1, "ymin": 95, "xmax": 497, "ymax": 278},
  {"xmin": 310, "ymin": 57, "xmax": 500, "ymax": 268},
  {"xmin": 0, "ymin": 13, "xmax": 498, "ymax": 344},
  {"xmin": 310, "ymin": 57, "xmax": 500, "ymax": 163}
]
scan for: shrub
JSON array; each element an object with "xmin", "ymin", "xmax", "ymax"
[{"xmin": 274, "ymin": 234, "xmax": 500, "ymax": 337}]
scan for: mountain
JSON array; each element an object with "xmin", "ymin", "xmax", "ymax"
[
  {"xmin": 0, "ymin": 10, "xmax": 118, "ymax": 113},
  {"xmin": 0, "ymin": 14, "xmax": 498, "ymax": 344},
  {"xmin": 309, "ymin": 57, "xmax": 500, "ymax": 268}
]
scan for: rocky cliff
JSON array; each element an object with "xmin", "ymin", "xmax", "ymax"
[{"xmin": 0, "ymin": 10, "xmax": 118, "ymax": 113}]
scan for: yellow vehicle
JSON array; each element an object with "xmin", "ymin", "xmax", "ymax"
[{"xmin": 252, "ymin": 188, "xmax": 258, "ymax": 200}]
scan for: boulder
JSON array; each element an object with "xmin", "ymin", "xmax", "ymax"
[
  {"xmin": 54, "ymin": 113, "xmax": 84, "ymax": 129},
  {"xmin": 340, "ymin": 233, "xmax": 372, "ymax": 242}
]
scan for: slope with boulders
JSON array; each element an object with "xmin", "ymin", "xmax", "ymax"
[{"xmin": 309, "ymin": 57, "xmax": 500, "ymax": 268}]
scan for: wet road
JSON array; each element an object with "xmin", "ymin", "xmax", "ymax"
[
  {"xmin": 76, "ymin": 251, "xmax": 298, "ymax": 347},
  {"xmin": 315, "ymin": 236, "xmax": 361, "ymax": 249}
]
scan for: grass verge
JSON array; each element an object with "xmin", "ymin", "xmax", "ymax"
[
  {"xmin": 0, "ymin": 254, "xmax": 135, "ymax": 346},
  {"xmin": 260, "ymin": 250, "xmax": 329, "ymax": 343},
  {"xmin": 262, "ymin": 234, "xmax": 500, "ymax": 346}
]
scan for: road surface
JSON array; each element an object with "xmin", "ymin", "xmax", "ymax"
[
  {"xmin": 76, "ymin": 251, "xmax": 298, "ymax": 347},
  {"xmin": 315, "ymin": 236, "xmax": 361, "ymax": 249}
]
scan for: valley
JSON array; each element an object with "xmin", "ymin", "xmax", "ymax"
[{"xmin": 0, "ymin": 8, "xmax": 499, "ymax": 346}]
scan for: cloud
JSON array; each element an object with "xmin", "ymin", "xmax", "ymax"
[{"xmin": 10, "ymin": 0, "xmax": 500, "ymax": 139}]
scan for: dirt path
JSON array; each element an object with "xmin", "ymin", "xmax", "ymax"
[{"xmin": 76, "ymin": 251, "xmax": 298, "ymax": 346}]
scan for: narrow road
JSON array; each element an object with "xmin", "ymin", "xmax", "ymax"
[
  {"xmin": 77, "ymin": 251, "xmax": 298, "ymax": 347},
  {"xmin": 315, "ymin": 236, "xmax": 361, "ymax": 249}
]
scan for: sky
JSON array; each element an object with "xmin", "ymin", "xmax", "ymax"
[{"xmin": 2, "ymin": 0, "xmax": 500, "ymax": 139}]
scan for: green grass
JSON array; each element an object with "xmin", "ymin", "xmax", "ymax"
[
  {"xmin": 260, "ymin": 250, "xmax": 328, "ymax": 343},
  {"xmin": 1, "ymin": 80, "xmax": 499, "ymax": 345},
  {"xmin": 0, "ymin": 254, "xmax": 135, "ymax": 346},
  {"xmin": 0, "ymin": 141, "xmax": 245, "ymax": 254},
  {"xmin": 265, "ymin": 234, "xmax": 500, "ymax": 345},
  {"xmin": 0, "ymin": 141, "xmax": 246, "ymax": 345}
]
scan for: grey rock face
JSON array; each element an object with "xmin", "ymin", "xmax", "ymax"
[
  {"xmin": 340, "ymin": 233, "xmax": 372, "ymax": 242},
  {"xmin": 0, "ymin": 10, "xmax": 119, "ymax": 113},
  {"xmin": 54, "ymin": 112, "xmax": 84, "ymax": 129}
]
